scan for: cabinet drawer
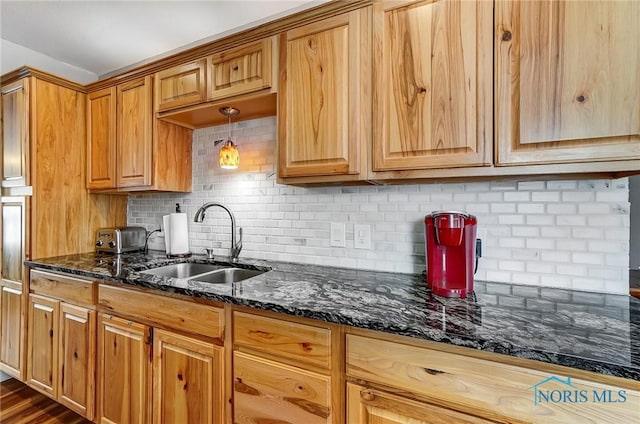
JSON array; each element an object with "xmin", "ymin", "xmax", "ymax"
[
  {"xmin": 208, "ymin": 38, "xmax": 273, "ymax": 100},
  {"xmin": 346, "ymin": 334, "xmax": 639, "ymax": 423},
  {"xmin": 30, "ymin": 269, "xmax": 96, "ymax": 306},
  {"xmin": 154, "ymin": 59, "xmax": 207, "ymax": 111},
  {"xmin": 234, "ymin": 351, "xmax": 331, "ymax": 424},
  {"xmin": 347, "ymin": 383, "xmax": 493, "ymax": 424},
  {"xmin": 234, "ymin": 311, "xmax": 331, "ymax": 369},
  {"xmin": 99, "ymin": 284, "xmax": 224, "ymax": 340}
]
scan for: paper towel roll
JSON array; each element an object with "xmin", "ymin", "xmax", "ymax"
[
  {"xmin": 163, "ymin": 215, "xmax": 172, "ymax": 254},
  {"xmin": 168, "ymin": 213, "xmax": 190, "ymax": 255}
]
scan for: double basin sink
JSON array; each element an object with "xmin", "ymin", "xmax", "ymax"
[{"xmin": 141, "ymin": 262, "xmax": 267, "ymax": 284}]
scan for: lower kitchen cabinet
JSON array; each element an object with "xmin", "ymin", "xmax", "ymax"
[
  {"xmin": 0, "ymin": 280, "xmax": 24, "ymax": 379},
  {"xmin": 346, "ymin": 333, "xmax": 640, "ymax": 423},
  {"xmin": 234, "ymin": 351, "xmax": 332, "ymax": 423},
  {"xmin": 97, "ymin": 284, "xmax": 226, "ymax": 424},
  {"xmin": 153, "ymin": 329, "xmax": 224, "ymax": 424},
  {"xmin": 26, "ymin": 293, "xmax": 96, "ymax": 418},
  {"xmin": 346, "ymin": 383, "xmax": 493, "ymax": 424},
  {"xmin": 26, "ymin": 294, "xmax": 59, "ymax": 397},
  {"xmin": 232, "ymin": 310, "xmax": 340, "ymax": 423},
  {"xmin": 26, "ymin": 270, "xmax": 98, "ymax": 420},
  {"xmin": 97, "ymin": 313, "xmax": 151, "ymax": 424},
  {"xmin": 58, "ymin": 303, "xmax": 96, "ymax": 418}
]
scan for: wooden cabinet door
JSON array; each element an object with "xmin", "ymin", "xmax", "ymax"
[
  {"xmin": 153, "ymin": 329, "xmax": 224, "ymax": 424},
  {"xmin": 27, "ymin": 293, "xmax": 59, "ymax": 397},
  {"xmin": 155, "ymin": 60, "xmax": 207, "ymax": 112},
  {"xmin": 346, "ymin": 383, "xmax": 493, "ymax": 424},
  {"xmin": 1, "ymin": 197, "xmax": 26, "ymax": 284},
  {"xmin": 233, "ymin": 351, "xmax": 332, "ymax": 424},
  {"xmin": 97, "ymin": 313, "xmax": 151, "ymax": 424},
  {"xmin": 208, "ymin": 38, "xmax": 273, "ymax": 101},
  {"xmin": 278, "ymin": 10, "xmax": 369, "ymax": 179},
  {"xmin": 496, "ymin": 0, "xmax": 640, "ymax": 165},
  {"xmin": 372, "ymin": 0, "xmax": 492, "ymax": 172},
  {"xmin": 58, "ymin": 303, "xmax": 96, "ymax": 419},
  {"xmin": 116, "ymin": 76, "xmax": 153, "ymax": 188},
  {"xmin": 87, "ymin": 87, "xmax": 117, "ymax": 190},
  {"xmin": 0, "ymin": 281, "xmax": 24, "ymax": 379},
  {"xmin": 1, "ymin": 78, "xmax": 30, "ymax": 188}
]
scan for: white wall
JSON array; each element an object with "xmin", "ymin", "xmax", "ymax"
[
  {"xmin": 128, "ymin": 117, "xmax": 631, "ymax": 294},
  {"xmin": 1, "ymin": 39, "xmax": 97, "ymax": 83},
  {"xmin": 630, "ymin": 175, "xmax": 640, "ymax": 269}
]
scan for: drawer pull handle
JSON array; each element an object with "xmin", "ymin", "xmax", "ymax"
[{"xmin": 360, "ymin": 389, "xmax": 375, "ymax": 401}]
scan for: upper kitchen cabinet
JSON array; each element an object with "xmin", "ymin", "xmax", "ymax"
[
  {"xmin": 87, "ymin": 87, "xmax": 117, "ymax": 189},
  {"xmin": 154, "ymin": 37, "xmax": 278, "ymax": 129},
  {"xmin": 278, "ymin": 9, "xmax": 370, "ymax": 183},
  {"xmin": 117, "ymin": 77, "xmax": 153, "ymax": 188},
  {"xmin": 496, "ymin": 0, "xmax": 640, "ymax": 166},
  {"xmin": 370, "ymin": 0, "xmax": 493, "ymax": 176},
  {"xmin": 154, "ymin": 59, "xmax": 207, "ymax": 112},
  {"xmin": 87, "ymin": 76, "xmax": 193, "ymax": 192},
  {"xmin": 1, "ymin": 79, "xmax": 29, "ymax": 188},
  {"xmin": 208, "ymin": 37, "xmax": 274, "ymax": 101}
]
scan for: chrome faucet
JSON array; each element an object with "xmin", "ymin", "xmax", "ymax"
[{"xmin": 194, "ymin": 202, "xmax": 243, "ymax": 261}]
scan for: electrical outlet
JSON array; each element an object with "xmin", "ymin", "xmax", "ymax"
[
  {"xmin": 354, "ymin": 224, "xmax": 371, "ymax": 249},
  {"xmin": 330, "ymin": 222, "xmax": 346, "ymax": 247}
]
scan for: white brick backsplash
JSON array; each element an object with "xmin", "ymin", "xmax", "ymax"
[
  {"xmin": 518, "ymin": 181, "xmax": 546, "ymax": 190},
  {"xmin": 531, "ymin": 191, "xmax": 561, "ymax": 202},
  {"xmin": 517, "ymin": 203, "xmax": 545, "ymax": 214},
  {"xmin": 596, "ymin": 190, "xmax": 629, "ymax": 202},
  {"xmin": 127, "ymin": 117, "xmax": 631, "ymax": 295},
  {"xmin": 547, "ymin": 180, "xmax": 578, "ymax": 190}
]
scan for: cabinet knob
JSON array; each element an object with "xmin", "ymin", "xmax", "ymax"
[
  {"xmin": 501, "ymin": 30, "xmax": 512, "ymax": 42},
  {"xmin": 360, "ymin": 389, "xmax": 375, "ymax": 401},
  {"xmin": 232, "ymin": 65, "xmax": 239, "ymax": 71}
]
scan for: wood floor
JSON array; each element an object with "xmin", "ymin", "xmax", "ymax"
[{"xmin": 0, "ymin": 378, "xmax": 91, "ymax": 424}]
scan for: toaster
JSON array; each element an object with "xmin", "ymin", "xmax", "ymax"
[{"xmin": 95, "ymin": 227, "xmax": 147, "ymax": 254}]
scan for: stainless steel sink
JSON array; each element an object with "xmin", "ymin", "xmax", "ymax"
[
  {"xmin": 140, "ymin": 263, "xmax": 226, "ymax": 278},
  {"xmin": 190, "ymin": 268, "xmax": 266, "ymax": 284}
]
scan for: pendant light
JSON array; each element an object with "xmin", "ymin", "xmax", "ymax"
[{"xmin": 218, "ymin": 107, "xmax": 240, "ymax": 169}]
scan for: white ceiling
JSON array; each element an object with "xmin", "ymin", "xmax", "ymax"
[{"xmin": 1, "ymin": 0, "xmax": 324, "ymax": 78}]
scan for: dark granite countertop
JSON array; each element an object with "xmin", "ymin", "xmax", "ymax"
[{"xmin": 26, "ymin": 251, "xmax": 640, "ymax": 382}]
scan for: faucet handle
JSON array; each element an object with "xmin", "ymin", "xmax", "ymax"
[
  {"xmin": 232, "ymin": 228, "xmax": 243, "ymax": 261},
  {"xmin": 202, "ymin": 248, "xmax": 215, "ymax": 260}
]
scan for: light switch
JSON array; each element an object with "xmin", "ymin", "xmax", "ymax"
[
  {"xmin": 330, "ymin": 222, "xmax": 346, "ymax": 247},
  {"xmin": 354, "ymin": 224, "xmax": 371, "ymax": 249}
]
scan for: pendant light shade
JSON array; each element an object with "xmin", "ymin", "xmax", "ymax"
[
  {"xmin": 219, "ymin": 139, "xmax": 239, "ymax": 169},
  {"xmin": 218, "ymin": 107, "xmax": 240, "ymax": 169}
]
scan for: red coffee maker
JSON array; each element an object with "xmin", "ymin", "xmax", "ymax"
[{"xmin": 424, "ymin": 211, "xmax": 478, "ymax": 298}]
